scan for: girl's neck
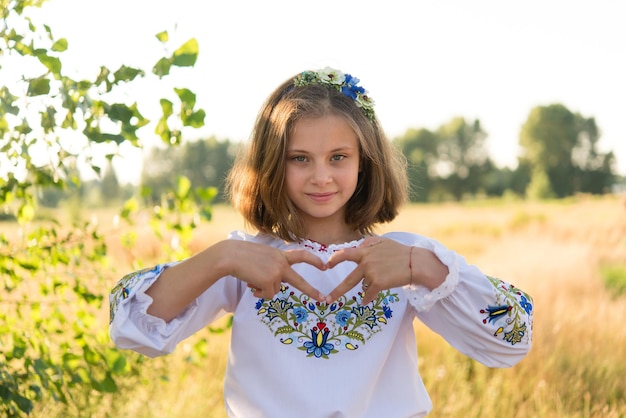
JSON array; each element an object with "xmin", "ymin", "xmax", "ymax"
[{"xmin": 298, "ymin": 210, "xmax": 363, "ymax": 246}]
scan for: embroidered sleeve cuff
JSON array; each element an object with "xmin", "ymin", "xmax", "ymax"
[
  {"xmin": 404, "ymin": 245, "xmax": 459, "ymax": 312},
  {"xmin": 110, "ymin": 262, "xmax": 199, "ymax": 343}
]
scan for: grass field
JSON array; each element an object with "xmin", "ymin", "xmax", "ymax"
[{"xmin": 11, "ymin": 195, "xmax": 626, "ymax": 417}]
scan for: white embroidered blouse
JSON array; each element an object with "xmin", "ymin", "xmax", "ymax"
[{"xmin": 109, "ymin": 231, "xmax": 534, "ymax": 418}]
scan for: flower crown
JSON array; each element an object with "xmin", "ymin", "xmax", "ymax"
[{"xmin": 293, "ymin": 67, "xmax": 376, "ymax": 121}]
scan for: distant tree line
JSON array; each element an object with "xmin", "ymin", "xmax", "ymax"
[
  {"xmin": 141, "ymin": 136, "xmax": 238, "ymax": 204},
  {"xmin": 397, "ymin": 103, "xmax": 617, "ymax": 201}
]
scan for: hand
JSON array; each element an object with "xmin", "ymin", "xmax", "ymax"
[
  {"xmin": 324, "ymin": 237, "xmax": 413, "ymax": 305},
  {"xmin": 325, "ymin": 237, "xmax": 449, "ymax": 305},
  {"xmin": 229, "ymin": 241, "xmax": 327, "ymax": 302}
]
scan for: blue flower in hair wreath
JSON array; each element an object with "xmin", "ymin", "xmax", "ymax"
[
  {"xmin": 341, "ymin": 74, "xmax": 365, "ymax": 99},
  {"xmin": 293, "ymin": 66, "xmax": 376, "ymax": 121}
]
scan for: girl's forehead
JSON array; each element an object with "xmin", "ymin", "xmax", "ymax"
[{"xmin": 288, "ymin": 116, "xmax": 359, "ymax": 150}]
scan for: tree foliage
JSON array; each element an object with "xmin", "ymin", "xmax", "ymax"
[
  {"xmin": 519, "ymin": 104, "xmax": 615, "ymax": 197},
  {"xmin": 435, "ymin": 117, "xmax": 490, "ymax": 200},
  {"xmin": 0, "ymin": 0, "xmax": 212, "ymax": 415},
  {"xmin": 394, "ymin": 117, "xmax": 494, "ymax": 201},
  {"xmin": 141, "ymin": 136, "xmax": 239, "ymax": 204}
]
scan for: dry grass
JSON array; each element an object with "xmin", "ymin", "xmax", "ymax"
[
  {"xmin": 10, "ymin": 195, "xmax": 626, "ymax": 417},
  {"xmin": 380, "ymin": 197, "xmax": 626, "ymax": 417}
]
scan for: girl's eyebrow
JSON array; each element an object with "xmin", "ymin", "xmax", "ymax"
[{"xmin": 287, "ymin": 146, "xmax": 356, "ymax": 153}]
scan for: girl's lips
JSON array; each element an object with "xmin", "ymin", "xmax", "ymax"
[{"xmin": 307, "ymin": 192, "xmax": 335, "ymax": 202}]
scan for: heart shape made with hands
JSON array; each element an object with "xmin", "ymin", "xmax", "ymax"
[{"xmin": 288, "ymin": 255, "xmax": 368, "ymax": 305}]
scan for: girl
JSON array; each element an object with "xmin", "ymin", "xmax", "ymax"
[{"xmin": 109, "ymin": 67, "xmax": 534, "ymax": 417}]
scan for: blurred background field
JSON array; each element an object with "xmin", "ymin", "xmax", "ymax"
[
  {"xmin": 3, "ymin": 2, "xmax": 626, "ymax": 415},
  {"xmin": 9, "ymin": 194, "xmax": 622, "ymax": 418}
]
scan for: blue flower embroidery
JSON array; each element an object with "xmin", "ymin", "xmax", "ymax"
[
  {"xmin": 293, "ymin": 307, "xmax": 308, "ymax": 324},
  {"xmin": 335, "ymin": 310, "xmax": 351, "ymax": 327},
  {"xmin": 480, "ymin": 276, "xmax": 533, "ymax": 346},
  {"xmin": 519, "ymin": 295, "xmax": 533, "ymax": 315},
  {"xmin": 256, "ymin": 288, "xmax": 400, "ymax": 359},
  {"xmin": 303, "ymin": 325, "xmax": 335, "ymax": 358}
]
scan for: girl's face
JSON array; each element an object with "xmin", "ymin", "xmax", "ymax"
[{"xmin": 286, "ymin": 115, "xmax": 360, "ymax": 238}]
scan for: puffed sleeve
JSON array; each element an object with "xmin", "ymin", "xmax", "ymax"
[
  {"xmin": 109, "ymin": 263, "xmax": 243, "ymax": 358},
  {"xmin": 384, "ymin": 232, "xmax": 534, "ymax": 368}
]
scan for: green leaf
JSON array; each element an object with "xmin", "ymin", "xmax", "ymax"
[
  {"xmin": 41, "ymin": 105, "xmax": 57, "ymax": 132},
  {"xmin": 107, "ymin": 103, "xmax": 133, "ymax": 123},
  {"xmin": 346, "ymin": 331, "xmax": 365, "ymax": 343},
  {"xmin": 192, "ymin": 338, "xmax": 208, "ymax": 358},
  {"xmin": 175, "ymin": 87, "xmax": 196, "ymax": 106},
  {"xmin": 113, "ymin": 65, "xmax": 144, "ymax": 83},
  {"xmin": 200, "ymin": 206, "xmax": 213, "ymax": 221},
  {"xmin": 155, "ymin": 119, "xmax": 171, "ymax": 144},
  {"xmin": 62, "ymin": 352, "xmax": 82, "ymax": 370},
  {"xmin": 1, "ymin": 86, "xmax": 20, "ymax": 115},
  {"xmin": 12, "ymin": 392, "xmax": 34, "ymax": 414},
  {"xmin": 176, "ymin": 176, "xmax": 191, "ymax": 199},
  {"xmin": 12, "ymin": 336, "xmax": 27, "ymax": 359},
  {"xmin": 195, "ymin": 186, "xmax": 217, "ymax": 202},
  {"xmin": 120, "ymin": 197, "xmax": 138, "ymax": 219},
  {"xmin": 208, "ymin": 316, "xmax": 233, "ymax": 333},
  {"xmin": 152, "ymin": 57, "xmax": 172, "ymax": 78},
  {"xmin": 83, "ymin": 346, "xmax": 100, "ymax": 365},
  {"xmin": 17, "ymin": 257, "xmax": 40, "ymax": 271},
  {"xmin": 172, "ymin": 38, "xmax": 198, "ymax": 67},
  {"xmin": 17, "ymin": 202, "xmax": 35, "ymax": 223},
  {"xmin": 155, "ymin": 30, "xmax": 169, "ymax": 42},
  {"xmin": 274, "ymin": 326, "xmax": 295, "ymax": 335},
  {"xmin": 105, "ymin": 349, "xmax": 128, "ymax": 375},
  {"xmin": 27, "ymin": 77, "xmax": 51, "ymax": 96},
  {"xmin": 83, "ymin": 127, "xmax": 125, "ymax": 144},
  {"xmin": 51, "ymin": 37, "xmax": 68, "ymax": 52},
  {"xmin": 185, "ymin": 109, "xmax": 206, "ymax": 128},
  {"xmin": 98, "ymin": 373, "xmax": 118, "ymax": 393},
  {"xmin": 159, "ymin": 98, "xmax": 174, "ymax": 116},
  {"xmin": 36, "ymin": 53, "xmax": 62, "ymax": 73}
]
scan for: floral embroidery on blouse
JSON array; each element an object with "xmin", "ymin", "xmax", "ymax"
[
  {"xmin": 480, "ymin": 275, "xmax": 533, "ymax": 345},
  {"xmin": 109, "ymin": 265, "xmax": 165, "ymax": 324},
  {"xmin": 255, "ymin": 284, "xmax": 400, "ymax": 359}
]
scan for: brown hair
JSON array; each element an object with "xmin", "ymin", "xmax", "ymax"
[{"xmin": 226, "ymin": 72, "xmax": 408, "ymax": 241}]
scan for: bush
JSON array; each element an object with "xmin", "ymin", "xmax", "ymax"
[{"xmin": 600, "ymin": 263, "xmax": 626, "ymax": 298}]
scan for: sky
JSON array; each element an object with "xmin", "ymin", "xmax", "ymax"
[{"xmin": 28, "ymin": 0, "xmax": 626, "ymax": 181}]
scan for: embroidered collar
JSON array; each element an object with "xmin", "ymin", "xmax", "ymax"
[{"xmin": 298, "ymin": 238, "xmax": 365, "ymax": 253}]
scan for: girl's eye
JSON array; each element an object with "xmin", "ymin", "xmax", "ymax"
[
  {"xmin": 331, "ymin": 155, "xmax": 345, "ymax": 161},
  {"xmin": 291, "ymin": 156, "xmax": 307, "ymax": 162}
]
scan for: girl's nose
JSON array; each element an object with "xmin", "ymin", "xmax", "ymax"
[{"xmin": 311, "ymin": 163, "xmax": 332, "ymax": 185}]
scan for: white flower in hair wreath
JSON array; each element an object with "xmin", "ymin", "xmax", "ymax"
[{"xmin": 293, "ymin": 67, "xmax": 376, "ymax": 121}]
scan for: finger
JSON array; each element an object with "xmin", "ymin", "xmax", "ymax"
[
  {"xmin": 283, "ymin": 269, "xmax": 325, "ymax": 302},
  {"xmin": 360, "ymin": 286, "xmax": 380, "ymax": 305},
  {"xmin": 326, "ymin": 237, "xmax": 385, "ymax": 268},
  {"xmin": 285, "ymin": 249, "xmax": 327, "ymax": 270},
  {"xmin": 360, "ymin": 236, "xmax": 383, "ymax": 248},
  {"xmin": 325, "ymin": 267, "xmax": 364, "ymax": 304},
  {"xmin": 326, "ymin": 247, "xmax": 361, "ymax": 269}
]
